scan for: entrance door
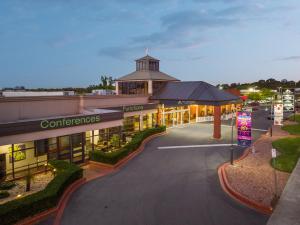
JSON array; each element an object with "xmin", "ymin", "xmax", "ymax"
[
  {"xmin": 71, "ymin": 133, "xmax": 85, "ymax": 164},
  {"xmin": 58, "ymin": 136, "xmax": 71, "ymax": 161},
  {"xmin": 58, "ymin": 134, "xmax": 85, "ymax": 164}
]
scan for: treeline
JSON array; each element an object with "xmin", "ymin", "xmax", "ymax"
[
  {"xmin": 2, "ymin": 75, "xmax": 115, "ymax": 94},
  {"xmin": 218, "ymin": 78, "xmax": 300, "ymax": 90}
]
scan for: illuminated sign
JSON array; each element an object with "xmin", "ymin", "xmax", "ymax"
[
  {"xmin": 237, "ymin": 111, "xmax": 252, "ymax": 147},
  {"xmin": 40, "ymin": 115, "xmax": 100, "ymax": 129},
  {"xmin": 282, "ymin": 89, "xmax": 295, "ymax": 112},
  {"xmin": 274, "ymin": 104, "xmax": 283, "ymax": 125},
  {"xmin": 123, "ymin": 105, "xmax": 144, "ymax": 112}
]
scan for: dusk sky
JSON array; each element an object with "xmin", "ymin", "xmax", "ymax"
[{"xmin": 0, "ymin": 0, "xmax": 300, "ymax": 88}]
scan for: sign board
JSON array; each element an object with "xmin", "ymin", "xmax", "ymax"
[
  {"xmin": 242, "ymin": 107, "xmax": 253, "ymax": 112},
  {"xmin": 123, "ymin": 105, "xmax": 144, "ymax": 112},
  {"xmin": 237, "ymin": 111, "xmax": 252, "ymax": 147},
  {"xmin": 274, "ymin": 104, "xmax": 283, "ymax": 126},
  {"xmin": 0, "ymin": 111, "xmax": 124, "ymax": 137},
  {"xmin": 282, "ymin": 89, "xmax": 295, "ymax": 112},
  {"xmin": 271, "ymin": 148, "xmax": 277, "ymax": 158}
]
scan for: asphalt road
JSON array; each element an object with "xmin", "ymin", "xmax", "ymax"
[{"xmin": 57, "ymin": 109, "xmax": 270, "ymax": 225}]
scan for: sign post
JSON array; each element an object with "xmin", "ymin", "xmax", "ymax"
[
  {"xmin": 230, "ymin": 111, "xmax": 236, "ymax": 165},
  {"xmin": 237, "ymin": 111, "xmax": 252, "ymax": 147},
  {"xmin": 271, "ymin": 148, "xmax": 278, "ymax": 198}
]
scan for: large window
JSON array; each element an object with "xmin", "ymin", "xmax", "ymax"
[{"xmin": 119, "ymin": 81, "xmax": 148, "ymax": 95}]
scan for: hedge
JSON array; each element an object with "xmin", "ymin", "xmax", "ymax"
[
  {"xmin": 0, "ymin": 160, "xmax": 83, "ymax": 225},
  {"xmin": 89, "ymin": 126, "xmax": 166, "ymax": 165}
]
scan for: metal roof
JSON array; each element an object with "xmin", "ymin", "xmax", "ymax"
[
  {"xmin": 151, "ymin": 81, "xmax": 241, "ymax": 105},
  {"xmin": 116, "ymin": 70, "xmax": 179, "ymax": 81}
]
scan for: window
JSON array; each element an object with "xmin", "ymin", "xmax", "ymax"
[{"xmin": 35, "ymin": 139, "xmax": 48, "ymax": 156}]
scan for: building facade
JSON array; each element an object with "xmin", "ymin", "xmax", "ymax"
[{"xmin": 0, "ymin": 55, "xmax": 240, "ymax": 180}]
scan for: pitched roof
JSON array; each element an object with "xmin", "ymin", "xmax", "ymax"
[
  {"xmin": 135, "ymin": 55, "xmax": 159, "ymax": 61},
  {"xmin": 116, "ymin": 70, "xmax": 179, "ymax": 81},
  {"xmin": 151, "ymin": 81, "xmax": 241, "ymax": 105}
]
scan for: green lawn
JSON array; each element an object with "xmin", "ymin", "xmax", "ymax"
[
  {"xmin": 288, "ymin": 114, "xmax": 300, "ymax": 123},
  {"xmin": 282, "ymin": 124, "xmax": 300, "ymax": 135},
  {"xmin": 283, "ymin": 114, "xmax": 300, "ymax": 135},
  {"xmin": 272, "ymin": 137, "xmax": 300, "ymax": 173}
]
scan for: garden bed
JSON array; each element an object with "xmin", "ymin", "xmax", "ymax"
[
  {"xmin": 89, "ymin": 126, "xmax": 166, "ymax": 165},
  {"xmin": 0, "ymin": 160, "xmax": 83, "ymax": 225},
  {"xmin": 0, "ymin": 172, "xmax": 54, "ymax": 205}
]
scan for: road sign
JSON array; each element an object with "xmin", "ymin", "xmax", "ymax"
[{"xmin": 271, "ymin": 148, "xmax": 277, "ymax": 158}]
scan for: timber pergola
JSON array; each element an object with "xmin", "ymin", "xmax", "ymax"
[{"xmin": 151, "ymin": 81, "xmax": 241, "ymax": 139}]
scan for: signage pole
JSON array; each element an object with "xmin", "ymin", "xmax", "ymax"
[
  {"xmin": 270, "ymin": 97, "xmax": 273, "ymax": 137},
  {"xmin": 230, "ymin": 111, "xmax": 234, "ymax": 165},
  {"xmin": 272, "ymin": 149, "xmax": 278, "ymax": 199}
]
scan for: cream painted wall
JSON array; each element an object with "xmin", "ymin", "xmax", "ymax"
[{"xmin": 0, "ymin": 95, "xmax": 150, "ymax": 123}]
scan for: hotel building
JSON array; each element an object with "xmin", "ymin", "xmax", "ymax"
[{"xmin": 0, "ymin": 55, "xmax": 240, "ymax": 180}]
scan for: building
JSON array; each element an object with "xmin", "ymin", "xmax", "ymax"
[
  {"xmin": 0, "ymin": 91, "xmax": 75, "ymax": 97},
  {"xmin": 0, "ymin": 55, "xmax": 240, "ymax": 180}
]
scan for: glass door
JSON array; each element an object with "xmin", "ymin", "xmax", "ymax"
[
  {"xmin": 58, "ymin": 136, "xmax": 71, "ymax": 162},
  {"xmin": 71, "ymin": 133, "xmax": 84, "ymax": 164}
]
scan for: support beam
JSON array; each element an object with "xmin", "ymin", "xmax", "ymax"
[
  {"xmin": 213, "ymin": 106, "xmax": 221, "ymax": 139},
  {"xmin": 115, "ymin": 81, "xmax": 119, "ymax": 95},
  {"xmin": 148, "ymin": 80, "xmax": 153, "ymax": 95}
]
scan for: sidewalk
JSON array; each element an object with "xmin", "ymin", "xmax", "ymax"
[{"xmin": 222, "ymin": 125, "xmax": 291, "ymax": 211}]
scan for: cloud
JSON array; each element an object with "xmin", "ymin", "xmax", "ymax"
[
  {"xmin": 98, "ymin": 2, "xmax": 296, "ymax": 59},
  {"xmin": 99, "ymin": 9, "xmax": 238, "ymax": 58},
  {"xmin": 276, "ymin": 56, "xmax": 300, "ymax": 61}
]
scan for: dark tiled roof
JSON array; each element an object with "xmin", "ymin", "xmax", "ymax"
[
  {"xmin": 116, "ymin": 70, "xmax": 179, "ymax": 81},
  {"xmin": 151, "ymin": 81, "xmax": 241, "ymax": 105}
]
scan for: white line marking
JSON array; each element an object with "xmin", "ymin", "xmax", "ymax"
[
  {"xmin": 158, "ymin": 144, "xmax": 238, "ymax": 150},
  {"xmin": 219, "ymin": 124, "xmax": 268, "ymax": 131}
]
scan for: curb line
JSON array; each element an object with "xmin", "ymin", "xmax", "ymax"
[
  {"xmin": 16, "ymin": 178, "xmax": 86, "ymax": 225},
  {"xmin": 14, "ymin": 130, "xmax": 166, "ymax": 225},
  {"xmin": 218, "ymin": 148, "xmax": 273, "ymax": 215}
]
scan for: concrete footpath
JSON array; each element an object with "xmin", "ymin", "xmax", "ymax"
[{"xmin": 267, "ymin": 159, "xmax": 300, "ymax": 225}]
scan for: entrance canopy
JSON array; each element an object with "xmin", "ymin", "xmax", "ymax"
[{"xmin": 151, "ymin": 81, "xmax": 241, "ymax": 106}]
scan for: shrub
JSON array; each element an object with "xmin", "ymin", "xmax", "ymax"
[
  {"xmin": 90, "ymin": 126, "xmax": 166, "ymax": 165},
  {"xmin": 0, "ymin": 182, "xmax": 16, "ymax": 190},
  {"xmin": 0, "ymin": 191, "xmax": 9, "ymax": 199},
  {"xmin": 0, "ymin": 160, "xmax": 83, "ymax": 225}
]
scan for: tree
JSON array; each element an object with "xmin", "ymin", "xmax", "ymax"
[
  {"xmin": 260, "ymin": 88, "xmax": 274, "ymax": 100},
  {"xmin": 247, "ymin": 92, "xmax": 261, "ymax": 101}
]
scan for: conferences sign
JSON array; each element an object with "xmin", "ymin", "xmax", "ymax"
[{"xmin": 237, "ymin": 111, "xmax": 252, "ymax": 147}]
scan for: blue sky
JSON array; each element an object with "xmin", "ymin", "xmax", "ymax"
[{"xmin": 0, "ymin": 0, "xmax": 300, "ymax": 88}]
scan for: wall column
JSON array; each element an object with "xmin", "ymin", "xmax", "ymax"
[
  {"xmin": 148, "ymin": 80, "xmax": 153, "ymax": 95},
  {"xmin": 196, "ymin": 105, "xmax": 199, "ymax": 122},
  {"xmin": 115, "ymin": 81, "xmax": 119, "ymax": 95},
  {"xmin": 140, "ymin": 114, "xmax": 144, "ymax": 131},
  {"xmin": 213, "ymin": 105, "xmax": 221, "ymax": 139}
]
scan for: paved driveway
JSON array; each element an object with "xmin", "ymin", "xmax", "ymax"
[{"xmin": 59, "ymin": 113, "xmax": 270, "ymax": 225}]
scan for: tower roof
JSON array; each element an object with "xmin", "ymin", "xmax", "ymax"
[{"xmin": 116, "ymin": 55, "xmax": 179, "ymax": 81}]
